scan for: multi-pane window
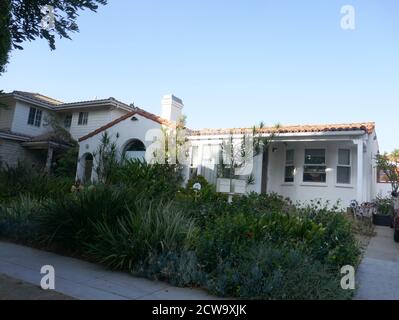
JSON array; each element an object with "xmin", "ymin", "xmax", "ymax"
[
  {"xmin": 284, "ymin": 149, "xmax": 295, "ymax": 183},
  {"xmin": 64, "ymin": 114, "xmax": 73, "ymax": 128},
  {"xmin": 303, "ymin": 149, "xmax": 326, "ymax": 183},
  {"xmin": 78, "ymin": 112, "xmax": 89, "ymax": 126},
  {"xmin": 337, "ymin": 149, "xmax": 351, "ymax": 184},
  {"xmin": 27, "ymin": 107, "xmax": 42, "ymax": 127}
]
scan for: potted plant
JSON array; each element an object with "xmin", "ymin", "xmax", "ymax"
[
  {"xmin": 373, "ymin": 196, "xmax": 394, "ymax": 227},
  {"xmin": 393, "ymin": 192, "xmax": 399, "ymax": 242},
  {"xmin": 375, "ymin": 150, "xmax": 399, "ymax": 235}
]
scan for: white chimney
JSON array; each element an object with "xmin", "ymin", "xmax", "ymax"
[{"xmin": 161, "ymin": 94, "xmax": 184, "ymax": 123}]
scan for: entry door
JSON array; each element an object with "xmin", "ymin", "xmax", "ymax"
[{"xmin": 261, "ymin": 149, "xmax": 269, "ymax": 194}]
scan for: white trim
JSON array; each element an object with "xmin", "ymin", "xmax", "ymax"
[
  {"xmin": 300, "ymin": 182, "xmax": 328, "ymax": 187},
  {"xmin": 335, "ymin": 184, "xmax": 355, "ymax": 189}
]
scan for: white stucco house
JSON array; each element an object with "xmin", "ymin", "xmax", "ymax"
[{"xmin": 74, "ymin": 93, "xmax": 391, "ymax": 207}]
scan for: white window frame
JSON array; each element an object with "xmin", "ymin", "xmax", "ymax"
[
  {"xmin": 303, "ymin": 148, "xmax": 327, "ymax": 184},
  {"xmin": 78, "ymin": 112, "xmax": 89, "ymax": 126},
  {"xmin": 336, "ymin": 148, "xmax": 352, "ymax": 185},
  {"xmin": 284, "ymin": 149, "xmax": 295, "ymax": 184},
  {"xmin": 27, "ymin": 107, "xmax": 42, "ymax": 127}
]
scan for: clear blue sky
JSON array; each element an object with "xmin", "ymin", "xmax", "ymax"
[{"xmin": 1, "ymin": 0, "xmax": 398, "ymax": 152}]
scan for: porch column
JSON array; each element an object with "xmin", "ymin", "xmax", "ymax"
[
  {"xmin": 356, "ymin": 139, "xmax": 364, "ymax": 203},
  {"xmin": 45, "ymin": 146, "xmax": 54, "ymax": 174}
]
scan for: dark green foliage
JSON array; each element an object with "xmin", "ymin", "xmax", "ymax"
[
  {"xmin": 0, "ymin": 157, "xmax": 360, "ymax": 300},
  {"xmin": 208, "ymin": 244, "xmax": 351, "ymax": 300},
  {"xmin": 0, "ymin": 0, "xmax": 11, "ymax": 74},
  {"xmin": 134, "ymin": 250, "xmax": 205, "ymax": 287},
  {"xmin": 115, "ymin": 159, "xmax": 184, "ymax": 199},
  {"xmin": 0, "ymin": 163, "xmax": 73, "ymax": 201},
  {"xmin": 231, "ymin": 192, "xmax": 292, "ymax": 215},
  {"xmin": 36, "ymin": 185, "xmax": 139, "ymax": 251},
  {"xmin": 53, "ymin": 148, "xmax": 79, "ymax": 178},
  {"xmin": 375, "ymin": 195, "xmax": 394, "ymax": 216},
  {"xmin": 0, "ymin": 195, "xmax": 41, "ymax": 242},
  {"xmin": 84, "ymin": 200, "xmax": 196, "ymax": 270}
]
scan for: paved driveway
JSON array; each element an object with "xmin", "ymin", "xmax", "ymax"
[{"xmin": 355, "ymin": 226, "xmax": 399, "ymax": 300}]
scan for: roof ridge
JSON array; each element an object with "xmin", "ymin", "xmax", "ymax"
[
  {"xmin": 191, "ymin": 122, "xmax": 376, "ymax": 135},
  {"xmin": 13, "ymin": 90, "xmax": 64, "ymax": 105},
  {"xmin": 79, "ymin": 107, "xmax": 171, "ymax": 142}
]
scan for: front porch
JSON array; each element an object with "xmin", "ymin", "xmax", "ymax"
[
  {"xmin": 189, "ymin": 130, "xmax": 374, "ymax": 208},
  {"xmin": 266, "ymin": 136, "xmax": 368, "ymax": 207}
]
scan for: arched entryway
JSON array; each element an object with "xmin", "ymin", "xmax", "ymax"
[
  {"xmin": 82, "ymin": 153, "xmax": 93, "ymax": 183},
  {"xmin": 123, "ymin": 139, "xmax": 146, "ymax": 161}
]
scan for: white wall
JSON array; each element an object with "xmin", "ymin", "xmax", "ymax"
[
  {"xmin": 68, "ymin": 108, "xmax": 116, "ymax": 140},
  {"xmin": 77, "ymin": 113, "xmax": 163, "ymax": 181},
  {"xmin": 0, "ymin": 101, "xmax": 15, "ymax": 130},
  {"xmin": 11, "ymin": 101, "xmax": 54, "ymax": 136},
  {"xmin": 267, "ymin": 141, "xmax": 360, "ymax": 207},
  {"xmin": 376, "ymin": 183, "xmax": 392, "ymax": 198}
]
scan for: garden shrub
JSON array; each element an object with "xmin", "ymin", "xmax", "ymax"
[
  {"xmin": 133, "ymin": 250, "xmax": 205, "ymax": 287},
  {"xmin": 0, "ymin": 157, "xmax": 361, "ymax": 300},
  {"xmin": 231, "ymin": 192, "xmax": 292, "ymax": 215},
  {"xmin": 114, "ymin": 159, "xmax": 184, "ymax": 199},
  {"xmin": 375, "ymin": 195, "xmax": 394, "ymax": 216},
  {"xmin": 296, "ymin": 201, "xmax": 360, "ymax": 268},
  {"xmin": 207, "ymin": 242, "xmax": 352, "ymax": 300},
  {"xmin": 0, "ymin": 195, "xmax": 41, "ymax": 242},
  {"xmin": 36, "ymin": 185, "xmax": 141, "ymax": 251},
  {"xmin": 84, "ymin": 200, "xmax": 197, "ymax": 270},
  {"xmin": 0, "ymin": 163, "xmax": 73, "ymax": 202}
]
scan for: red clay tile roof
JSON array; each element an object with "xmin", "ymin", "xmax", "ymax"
[
  {"xmin": 78, "ymin": 108, "xmax": 171, "ymax": 142},
  {"xmin": 189, "ymin": 122, "xmax": 375, "ymax": 136}
]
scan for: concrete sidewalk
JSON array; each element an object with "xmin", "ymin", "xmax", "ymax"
[
  {"xmin": 355, "ymin": 226, "xmax": 399, "ymax": 300},
  {"xmin": 0, "ymin": 241, "xmax": 217, "ymax": 300}
]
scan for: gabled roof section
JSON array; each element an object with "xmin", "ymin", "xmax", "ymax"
[
  {"xmin": 13, "ymin": 91, "xmax": 64, "ymax": 106},
  {"xmin": 78, "ymin": 107, "xmax": 171, "ymax": 142},
  {"xmin": 56, "ymin": 97, "xmax": 133, "ymax": 112},
  {"xmin": 0, "ymin": 129, "xmax": 32, "ymax": 141},
  {"xmin": 190, "ymin": 122, "xmax": 375, "ymax": 136},
  {"xmin": 3, "ymin": 91, "xmax": 134, "ymax": 112}
]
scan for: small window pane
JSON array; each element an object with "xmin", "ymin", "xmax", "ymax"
[
  {"xmin": 64, "ymin": 114, "xmax": 72, "ymax": 128},
  {"xmin": 285, "ymin": 165, "xmax": 295, "ymax": 182},
  {"xmin": 305, "ymin": 149, "xmax": 325, "ymax": 165},
  {"xmin": 34, "ymin": 110, "xmax": 42, "ymax": 127},
  {"xmin": 78, "ymin": 112, "xmax": 88, "ymax": 125},
  {"xmin": 27, "ymin": 108, "xmax": 36, "ymax": 125},
  {"xmin": 338, "ymin": 149, "xmax": 350, "ymax": 165},
  {"xmin": 303, "ymin": 165, "xmax": 326, "ymax": 182},
  {"xmin": 286, "ymin": 149, "xmax": 294, "ymax": 165},
  {"xmin": 337, "ymin": 166, "xmax": 351, "ymax": 184}
]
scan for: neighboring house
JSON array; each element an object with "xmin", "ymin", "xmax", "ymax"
[{"xmin": 0, "ymin": 91, "xmax": 134, "ymax": 170}]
